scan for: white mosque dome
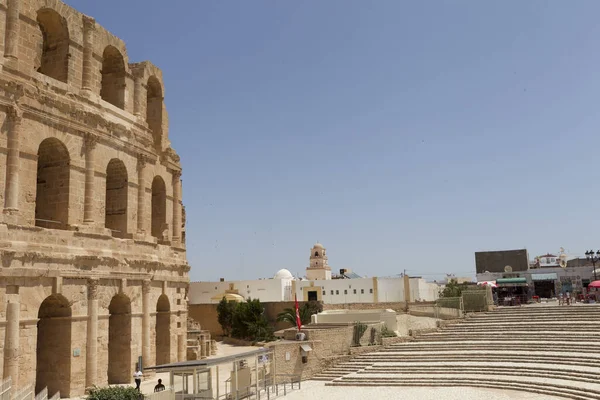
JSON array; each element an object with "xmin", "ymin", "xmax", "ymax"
[
  {"xmin": 274, "ymin": 269, "xmax": 294, "ymax": 280},
  {"xmin": 313, "ymin": 243, "xmax": 324, "ymax": 249}
]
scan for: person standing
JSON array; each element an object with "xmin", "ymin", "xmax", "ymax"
[
  {"xmin": 133, "ymin": 370, "xmax": 143, "ymax": 392},
  {"xmin": 154, "ymin": 379, "xmax": 166, "ymax": 392}
]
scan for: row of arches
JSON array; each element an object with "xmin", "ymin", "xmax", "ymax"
[
  {"xmin": 35, "ymin": 138, "xmax": 167, "ymax": 239},
  {"xmin": 33, "ymin": 8, "xmax": 163, "ymax": 143},
  {"xmin": 36, "ymin": 293, "xmax": 171, "ymax": 397}
]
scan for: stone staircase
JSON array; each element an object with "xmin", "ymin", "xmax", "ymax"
[{"xmin": 318, "ymin": 305, "xmax": 600, "ymax": 399}]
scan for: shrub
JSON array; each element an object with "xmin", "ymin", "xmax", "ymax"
[
  {"xmin": 87, "ymin": 386, "xmax": 140, "ymax": 400},
  {"xmin": 352, "ymin": 321, "xmax": 368, "ymax": 346}
]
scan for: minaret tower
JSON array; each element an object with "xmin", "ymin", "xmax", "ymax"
[{"xmin": 306, "ymin": 242, "xmax": 332, "ymax": 280}]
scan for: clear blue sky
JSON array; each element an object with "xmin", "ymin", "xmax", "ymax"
[{"xmin": 66, "ymin": 0, "xmax": 600, "ymax": 282}]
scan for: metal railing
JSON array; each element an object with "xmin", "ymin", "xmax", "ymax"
[
  {"xmin": 12, "ymin": 384, "xmax": 34, "ymax": 400},
  {"xmin": 144, "ymin": 387, "xmax": 174, "ymax": 400},
  {"xmin": 34, "ymin": 388, "xmax": 47, "ymax": 400},
  {"xmin": 0, "ymin": 377, "xmax": 11, "ymax": 400},
  {"xmin": 216, "ymin": 374, "xmax": 300, "ymax": 400}
]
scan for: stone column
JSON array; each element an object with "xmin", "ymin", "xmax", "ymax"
[
  {"xmin": 85, "ymin": 279, "xmax": 99, "ymax": 388},
  {"xmin": 177, "ymin": 333, "xmax": 186, "ymax": 362},
  {"xmin": 137, "ymin": 155, "xmax": 148, "ymax": 233},
  {"xmin": 3, "ymin": 292, "xmax": 20, "ymax": 386},
  {"xmin": 4, "ymin": 0, "xmax": 20, "ymax": 60},
  {"xmin": 4, "ymin": 105, "xmax": 22, "ymax": 212},
  {"xmin": 83, "ymin": 134, "xmax": 98, "ymax": 224},
  {"xmin": 133, "ymin": 71, "xmax": 144, "ymax": 116},
  {"xmin": 172, "ymin": 171, "xmax": 182, "ymax": 244},
  {"xmin": 141, "ymin": 280, "xmax": 151, "ymax": 369},
  {"xmin": 81, "ymin": 16, "xmax": 96, "ymax": 91}
]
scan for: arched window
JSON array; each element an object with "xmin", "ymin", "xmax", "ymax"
[
  {"xmin": 101, "ymin": 46, "xmax": 126, "ymax": 109},
  {"xmin": 151, "ymin": 176, "xmax": 167, "ymax": 239},
  {"xmin": 37, "ymin": 294, "xmax": 72, "ymax": 397},
  {"xmin": 146, "ymin": 76, "xmax": 163, "ymax": 145},
  {"xmin": 36, "ymin": 138, "xmax": 70, "ymax": 230},
  {"xmin": 315, "ymin": 252, "xmax": 319, "ymax": 257},
  {"xmin": 108, "ymin": 294, "xmax": 132, "ymax": 384},
  {"xmin": 105, "ymin": 159, "xmax": 128, "ymax": 237},
  {"xmin": 36, "ymin": 9, "xmax": 69, "ymax": 83},
  {"xmin": 156, "ymin": 294, "xmax": 171, "ymax": 365}
]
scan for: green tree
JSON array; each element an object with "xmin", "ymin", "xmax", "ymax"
[
  {"xmin": 231, "ymin": 298, "xmax": 274, "ymax": 342},
  {"xmin": 217, "ymin": 297, "xmax": 236, "ymax": 336},
  {"xmin": 276, "ymin": 301, "xmax": 323, "ymax": 326},
  {"xmin": 440, "ymin": 278, "xmax": 470, "ymax": 298}
]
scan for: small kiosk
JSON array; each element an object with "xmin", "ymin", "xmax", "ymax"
[
  {"xmin": 496, "ymin": 277, "xmax": 529, "ymax": 306},
  {"xmin": 148, "ymin": 348, "xmax": 274, "ymax": 400}
]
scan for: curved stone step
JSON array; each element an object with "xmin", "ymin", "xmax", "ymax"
[
  {"xmin": 416, "ymin": 332, "xmax": 600, "ymax": 340},
  {"xmin": 380, "ymin": 344, "xmax": 600, "ymax": 354},
  {"xmin": 326, "ymin": 378, "xmax": 595, "ymax": 400},
  {"xmin": 353, "ymin": 354, "xmax": 600, "ymax": 368},
  {"xmin": 357, "ymin": 366, "xmax": 599, "ymax": 384}
]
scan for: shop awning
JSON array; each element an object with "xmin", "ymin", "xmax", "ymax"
[
  {"xmin": 531, "ymin": 273, "xmax": 557, "ymax": 281},
  {"xmin": 497, "ymin": 278, "xmax": 527, "ymax": 285}
]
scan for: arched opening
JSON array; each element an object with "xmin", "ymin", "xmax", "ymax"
[
  {"xmin": 100, "ymin": 46, "xmax": 126, "ymax": 109},
  {"xmin": 146, "ymin": 76, "xmax": 163, "ymax": 146},
  {"xmin": 105, "ymin": 159, "xmax": 128, "ymax": 237},
  {"xmin": 156, "ymin": 294, "xmax": 171, "ymax": 365},
  {"xmin": 36, "ymin": 294, "xmax": 72, "ymax": 397},
  {"xmin": 315, "ymin": 252, "xmax": 319, "ymax": 257},
  {"xmin": 36, "ymin": 138, "xmax": 70, "ymax": 230},
  {"xmin": 108, "ymin": 294, "xmax": 132, "ymax": 384},
  {"xmin": 151, "ymin": 176, "xmax": 167, "ymax": 239},
  {"xmin": 36, "ymin": 8, "xmax": 69, "ymax": 83}
]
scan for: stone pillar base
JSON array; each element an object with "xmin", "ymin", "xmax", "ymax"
[
  {"xmin": 74, "ymin": 225, "xmax": 112, "ymax": 236},
  {"xmin": 133, "ymin": 233, "xmax": 157, "ymax": 243},
  {"xmin": 3, "ymin": 57, "xmax": 18, "ymax": 71},
  {"xmin": 2, "ymin": 209, "xmax": 21, "ymax": 225}
]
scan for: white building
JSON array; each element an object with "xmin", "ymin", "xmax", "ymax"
[{"xmin": 189, "ymin": 243, "xmax": 440, "ymax": 305}]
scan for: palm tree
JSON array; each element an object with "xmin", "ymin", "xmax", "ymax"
[{"xmin": 276, "ymin": 303, "xmax": 320, "ymax": 326}]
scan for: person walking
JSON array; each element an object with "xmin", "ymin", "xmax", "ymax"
[{"xmin": 133, "ymin": 370, "xmax": 143, "ymax": 392}]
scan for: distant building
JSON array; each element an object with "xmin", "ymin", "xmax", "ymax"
[
  {"xmin": 189, "ymin": 242, "xmax": 441, "ymax": 305},
  {"xmin": 476, "ymin": 248, "xmax": 595, "ymax": 297},
  {"xmin": 475, "ymin": 249, "xmax": 529, "ymax": 274}
]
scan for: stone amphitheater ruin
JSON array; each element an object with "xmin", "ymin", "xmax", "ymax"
[
  {"xmin": 0, "ymin": 0, "xmax": 189, "ymax": 398},
  {"xmin": 315, "ymin": 305, "xmax": 600, "ymax": 400}
]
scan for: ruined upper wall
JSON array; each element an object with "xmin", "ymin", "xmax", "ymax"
[
  {"xmin": 0, "ymin": 0, "xmax": 173, "ymax": 154},
  {"xmin": 0, "ymin": 0, "xmax": 186, "ymax": 249}
]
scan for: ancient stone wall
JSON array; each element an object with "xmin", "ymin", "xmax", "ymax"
[
  {"xmin": 322, "ymin": 301, "xmax": 406, "ymax": 312},
  {"xmin": 188, "ymin": 301, "xmax": 310, "ymax": 338},
  {"xmin": 0, "ymin": 1, "xmax": 189, "ymax": 398}
]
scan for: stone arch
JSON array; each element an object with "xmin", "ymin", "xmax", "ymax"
[
  {"xmin": 100, "ymin": 46, "xmax": 126, "ymax": 109},
  {"xmin": 35, "ymin": 137, "xmax": 70, "ymax": 230},
  {"xmin": 105, "ymin": 159, "xmax": 128, "ymax": 237},
  {"xmin": 147, "ymin": 76, "xmax": 163, "ymax": 146},
  {"xmin": 36, "ymin": 8, "xmax": 69, "ymax": 83},
  {"xmin": 151, "ymin": 176, "xmax": 167, "ymax": 239},
  {"xmin": 315, "ymin": 252, "xmax": 319, "ymax": 257},
  {"xmin": 155, "ymin": 294, "xmax": 171, "ymax": 365},
  {"xmin": 36, "ymin": 294, "xmax": 72, "ymax": 397},
  {"xmin": 108, "ymin": 293, "xmax": 132, "ymax": 384}
]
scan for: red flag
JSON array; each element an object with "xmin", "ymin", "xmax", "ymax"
[{"xmin": 294, "ymin": 293, "xmax": 302, "ymax": 331}]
